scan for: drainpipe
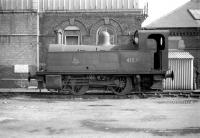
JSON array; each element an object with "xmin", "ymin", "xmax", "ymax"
[
  {"xmin": 32, "ymin": 0, "xmax": 40, "ymax": 71},
  {"xmin": 36, "ymin": 0, "xmax": 40, "ymax": 71}
]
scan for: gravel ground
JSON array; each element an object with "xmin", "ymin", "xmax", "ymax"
[{"xmin": 0, "ymin": 97, "xmax": 200, "ymax": 138}]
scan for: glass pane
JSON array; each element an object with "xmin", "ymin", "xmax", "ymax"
[{"xmin": 66, "ymin": 36, "xmax": 78, "ymax": 45}]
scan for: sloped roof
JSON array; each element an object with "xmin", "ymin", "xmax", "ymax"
[
  {"xmin": 145, "ymin": 0, "xmax": 200, "ymax": 28},
  {"xmin": 169, "ymin": 52, "xmax": 194, "ymax": 59}
]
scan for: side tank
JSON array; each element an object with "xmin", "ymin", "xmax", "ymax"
[{"xmin": 45, "ymin": 30, "xmax": 169, "ymax": 74}]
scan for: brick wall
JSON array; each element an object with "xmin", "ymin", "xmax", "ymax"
[
  {"xmin": 0, "ymin": 36, "xmax": 37, "ymax": 65},
  {"xmin": 39, "ymin": 11, "xmax": 144, "ymax": 63},
  {"xmin": 0, "ymin": 13, "xmax": 37, "ymax": 34},
  {"xmin": 0, "ymin": 12, "xmax": 37, "ymax": 88},
  {"xmin": 0, "ymin": 10, "xmax": 145, "ymax": 88}
]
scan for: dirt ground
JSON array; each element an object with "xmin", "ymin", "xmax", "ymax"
[{"xmin": 0, "ymin": 97, "xmax": 200, "ymax": 138}]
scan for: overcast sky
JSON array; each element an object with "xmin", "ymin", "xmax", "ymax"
[{"xmin": 141, "ymin": 0, "xmax": 190, "ymax": 27}]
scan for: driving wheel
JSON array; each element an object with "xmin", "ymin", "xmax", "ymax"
[{"xmin": 109, "ymin": 76, "xmax": 132, "ymax": 95}]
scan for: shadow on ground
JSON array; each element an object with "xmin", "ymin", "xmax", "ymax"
[{"xmin": 81, "ymin": 119, "xmax": 200, "ymax": 136}]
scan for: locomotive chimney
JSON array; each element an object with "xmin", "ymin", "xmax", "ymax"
[{"xmin": 98, "ymin": 31, "xmax": 111, "ymax": 46}]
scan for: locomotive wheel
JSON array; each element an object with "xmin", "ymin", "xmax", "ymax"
[
  {"xmin": 70, "ymin": 85, "xmax": 89, "ymax": 95},
  {"xmin": 109, "ymin": 77, "xmax": 132, "ymax": 95}
]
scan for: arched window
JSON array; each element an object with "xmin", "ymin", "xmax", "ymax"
[
  {"xmin": 56, "ymin": 26, "xmax": 81, "ymax": 45},
  {"xmin": 64, "ymin": 26, "xmax": 80, "ymax": 45},
  {"xmin": 97, "ymin": 26, "xmax": 115, "ymax": 45}
]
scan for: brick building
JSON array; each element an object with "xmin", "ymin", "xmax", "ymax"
[
  {"xmin": 145, "ymin": 0, "xmax": 200, "ymax": 88},
  {"xmin": 0, "ymin": 0, "xmax": 147, "ymax": 88}
]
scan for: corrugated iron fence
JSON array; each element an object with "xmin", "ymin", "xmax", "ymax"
[
  {"xmin": 0, "ymin": 0, "xmax": 139, "ymax": 11},
  {"xmin": 0, "ymin": 0, "xmax": 33, "ymax": 10}
]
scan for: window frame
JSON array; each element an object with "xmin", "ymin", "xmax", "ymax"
[{"xmin": 56, "ymin": 26, "xmax": 81, "ymax": 45}]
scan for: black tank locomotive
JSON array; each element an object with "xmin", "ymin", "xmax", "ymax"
[{"xmin": 29, "ymin": 30, "xmax": 172, "ymax": 95}]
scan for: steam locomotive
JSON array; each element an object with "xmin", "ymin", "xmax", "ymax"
[{"xmin": 29, "ymin": 30, "xmax": 173, "ymax": 95}]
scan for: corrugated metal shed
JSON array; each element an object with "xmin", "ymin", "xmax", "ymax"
[{"xmin": 164, "ymin": 51, "xmax": 194, "ymax": 90}]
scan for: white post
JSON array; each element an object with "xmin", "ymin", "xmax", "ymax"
[{"xmin": 191, "ymin": 59, "xmax": 194, "ymax": 90}]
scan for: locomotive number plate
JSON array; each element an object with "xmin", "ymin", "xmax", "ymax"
[{"xmin": 126, "ymin": 57, "xmax": 138, "ymax": 63}]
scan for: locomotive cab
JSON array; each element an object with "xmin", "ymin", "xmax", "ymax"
[
  {"xmin": 134, "ymin": 30, "xmax": 169, "ymax": 90},
  {"xmin": 134, "ymin": 30, "xmax": 169, "ymax": 71}
]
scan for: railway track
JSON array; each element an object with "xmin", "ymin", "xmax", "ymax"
[{"xmin": 0, "ymin": 90, "xmax": 199, "ymax": 99}]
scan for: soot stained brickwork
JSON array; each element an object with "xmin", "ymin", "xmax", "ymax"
[
  {"xmin": 0, "ymin": 12, "xmax": 37, "ymax": 88},
  {"xmin": 39, "ymin": 11, "xmax": 144, "ymax": 63},
  {"xmin": 0, "ymin": 10, "xmax": 145, "ymax": 88}
]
